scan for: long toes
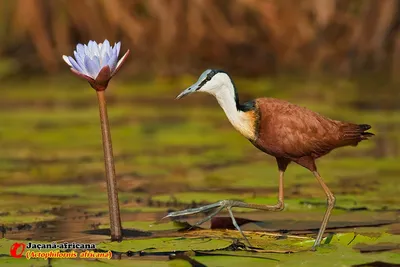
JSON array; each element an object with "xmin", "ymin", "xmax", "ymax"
[
  {"xmin": 191, "ymin": 206, "xmax": 225, "ymax": 228},
  {"xmin": 227, "ymin": 207, "xmax": 251, "ymax": 247},
  {"xmin": 164, "ymin": 202, "xmax": 223, "ymax": 219}
]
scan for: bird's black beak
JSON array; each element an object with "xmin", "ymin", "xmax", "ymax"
[
  {"xmin": 176, "ymin": 81, "xmax": 201, "ymax": 99},
  {"xmin": 176, "ymin": 86, "xmax": 196, "ymax": 100}
]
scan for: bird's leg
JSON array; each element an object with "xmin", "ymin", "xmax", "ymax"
[
  {"xmin": 312, "ymin": 171, "xmax": 336, "ymax": 250},
  {"xmin": 164, "ymin": 170, "xmax": 285, "ymax": 246}
]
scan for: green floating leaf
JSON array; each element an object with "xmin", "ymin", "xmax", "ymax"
[
  {"xmin": 193, "ymin": 255, "xmax": 277, "ymax": 266},
  {"xmin": 194, "ymin": 248, "xmax": 400, "ymax": 267},
  {"xmin": 0, "ymin": 258, "xmax": 44, "ymax": 266},
  {"xmin": 184, "ymin": 229, "xmax": 312, "ymax": 252},
  {"xmin": 0, "ymin": 239, "xmax": 16, "ymax": 255},
  {"xmin": 97, "ymin": 237, "xmax": 232, "ymax": 253},
  {"xmin": 331, "ymin": 232, "xmax": 400, "ymax": 247},
  {"xmin": 297, "ymin": 232, "xmax": 400, "ymax": 250}
]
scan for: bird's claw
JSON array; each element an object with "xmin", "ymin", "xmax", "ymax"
[{"xmin": 163, "ymin": 200, "xmax": 251, "ymax": 247}]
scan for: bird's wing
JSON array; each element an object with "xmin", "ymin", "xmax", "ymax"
[
  {"xmin": 257, "ymin": 99, "xmax": 342, "ymax": 158},
  {"xmin": 275, "ymin": 112, "xmax": 341, "ymax": 158}
]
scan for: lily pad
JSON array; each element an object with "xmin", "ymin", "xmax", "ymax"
[
  {"xmin": 297, "ymin": 232, "xmax": 400, "ymax": 247},
  {"xmin": 193, "ymin": 248, "xmax": 400, "ymax": 267},
  {"xmin": 184, "ymin": 229, "xmax": 311, "ymax": 251},
  {"xmin": 97, "ymin": 237, "xmax": 232, "ymax": 253},
  {"xmin": 0, "ymin": 239, "xmax": 19, "ymax": 255},
  {"xmin": 194, "ymin": 255, "xmax": 278, "ymax": 266},
  {"xmin": 0, "ymin": 258, "xmax": 44, "ymax": 266},
  {"xmin": 293, "ymin": 232, "xmax": 400, "ymax": 257}
]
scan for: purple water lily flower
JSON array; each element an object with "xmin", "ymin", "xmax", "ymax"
[{"xmin": 62, "ymin": 40, "xmax": 129, "ymax": 91}]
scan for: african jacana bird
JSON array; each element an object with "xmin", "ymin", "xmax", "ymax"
[{"xmin": 167, "ymin": 69, "xmax": 374, "ymax": 249}]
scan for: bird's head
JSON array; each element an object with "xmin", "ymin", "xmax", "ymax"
[{"xmin": 176, "ymin": 69, "xmax": 232, "ymax": 99}]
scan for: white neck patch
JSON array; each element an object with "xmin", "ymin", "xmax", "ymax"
[{"xmin": 213, "ymin": 84, "xmax": 256, "ymax": 140}]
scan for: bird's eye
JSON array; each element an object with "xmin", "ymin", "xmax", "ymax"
[{"xmin": 206, "ymin": 76, "xmax": 211, "ymax": 81}]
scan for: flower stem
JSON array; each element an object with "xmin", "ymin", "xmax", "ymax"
[{"xmin": 96, "ymin": 90, "xmax": 122, "ymax": 241}]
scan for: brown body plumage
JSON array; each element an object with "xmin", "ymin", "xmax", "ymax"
[
  {"xmin": 170, "ymin": 69, "xmax": 374, "ymax": 250},
  {"xmin": 248, "ymin": 98, "xmax": 373, "ymax": 171}
]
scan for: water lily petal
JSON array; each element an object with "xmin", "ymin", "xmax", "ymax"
[
  {"xmin": 100, "ymin": 40, "xmax": 111, "ymax": 59},
  {"xmin": 114, "ymin": 42, "xmax": 121, "ymax": 57},
  {"xmin": 112, "ymin": 49, "xmax": 130, "ymax": 76},
  {"xmin": 74, "ymin": 52, "xmax": 89, "ymax": 75},
  {"xmin": 84, "ymin": 44, "xmax": 90, "ymax": 58},
  {"xmin": 107, "ymin": 49, "xmax": 118, "ymax": 73},
  {"xmin": 73, "ymin": 51, "xmax": 88, "ymax": 75},
  {"xmin": 93, "ymin": 41, "xmax": 101, "ymax": 58},
  {"xmin": 75, "ymin": 48, "xmax": 86, "ymax": 66},
  {"xmin": 101, "ymin": 52, "xmax": 110, "ymax": 68},
  {"xmin": 70, "ymin": 68, "xmax": 95, "ymax": 83},
  {"xmin": 84, "ymin": 55, "xmax": 100, "ymax": 78},
  {"xmin": 87, "ymin": 41, "xmax": 95, "ymax": 59},
  {"xmin": 92, "ymin": 56, "xmax": 102, "ymax": 76},
  {"xmin": 76, "ymin": 43, "xmax": 85, "ymax": 55},
  {"xmin": 68, "ymin": 56, "xmax": 84, "ymax": 73},
  {"xmin": 62, "ymin": 55, "xmax": 72, "ymax": 67}
]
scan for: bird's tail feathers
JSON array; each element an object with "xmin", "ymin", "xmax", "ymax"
[{"xmin": 341, "ymin": 123, "xmax": 374, "ymax": 146}]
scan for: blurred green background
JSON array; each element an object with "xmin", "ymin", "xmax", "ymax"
[{"xmin": 0, "ymin": 0, "xmax": 399, "ymax": 266}]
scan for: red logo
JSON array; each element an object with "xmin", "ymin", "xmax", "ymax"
[{"xmin": 10, "ymin": 242, "xmax": 26, "ymax": 258}]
